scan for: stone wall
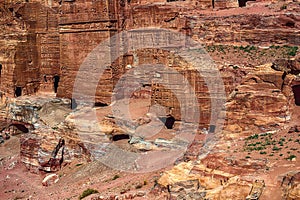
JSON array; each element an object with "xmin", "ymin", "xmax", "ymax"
[
  {"xmin": 1, "ymin": 0, "xmax": 299, "ymax": 99},
  {"xmin": 123, "ymin": 0, "xmax": 237, "ymax": 10},
  {"xmin": 0, "ymin": 1, "xmax": 60, "ymax": 96},
  {"xmin": 0, "ymin": 0, "xmax": 299, "ymax": 131},
  {"xmin": 189, "ymin": 14, "xmax": 300, "ymax": 46},
  {"xmin": 57, "ymin": 0, "xmax": 119, "ymax": 104},
  {"xmin": 0, "ymin": 3, "xmax": 27, "ymax": 96}
]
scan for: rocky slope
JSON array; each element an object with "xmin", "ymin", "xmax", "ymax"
[{"xmin": 0, "ymin": 0, "xmax": 299, "ymax": 199}]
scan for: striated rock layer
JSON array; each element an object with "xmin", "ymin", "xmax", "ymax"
[
  {"xmin": 0, "ymin": 0, "xmax": 299, "ymax": 180},
  {"xmin": 0, "ymin": 2, "xmax": 298, "ymax": 133}
]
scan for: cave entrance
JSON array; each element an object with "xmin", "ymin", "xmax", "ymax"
[
  {"xmin": 0, "ymin": 64, "xmax": 2, "ymax": 76},
  {"xmin": 165, "ymin": 115, "xmax": 175, "ymax": 129},
  {"xmin": 112, "ymin": 134, "xmax": 130, "ymax": 141},
  {"xmin": 94, "ymin": 102, "xmax": 109, "ymax": 107},
  {"xmin": 71, "ymin": 98, "xmax": 77, "ymax": 110},
  {"xmin": 53, "ymin": 75, "xmax": 60, "ymax": 93},
  {"xmin": 5, "ymin": 124, "xmax": 29, "ymax": 135},
  {"xmin": 15, "ymin": 87, "xmax": 22, "ymax": 97},
  {"xmin": 238, "ymin": 0, "xmax": 253, "ymax": 7},
  {"xmin": 11, "ymin": 124, "xmax": 29, "ymax": 133},
  {"xmin": 209, "ymin": 125, "xmax": 216, "ymax": 133},
  {"xmin": 292, "ymin": 85, "xmax": 300, "ymax": 106},
  {"xmin": 159, "ymin": 115, "xmax": 176, "ymax": 129}
]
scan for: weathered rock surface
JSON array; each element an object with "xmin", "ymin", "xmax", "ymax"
[
  {"xmin": 0, "ymin": 0, "xmax": 299, "ymax": 116},
  {"xmin": 0, "ymin": 1, "xmax": 60, "ymax": 96},
  {"xmin": 2, "ymin": 96, "xmax": 89, "ymax": 172},
  {"xmin": 224, "ymin": 63, "xmax": 295, "ymax": 137},
  {"xmin": 168, "ymin": 179, "xmax": 206, "ymax": 200},
  {"xmin": 280, "ymin": 171, "xmax": 300, "ymax": 200},
  {"xmin": 42, "ymin": 173, "xmax": 59, "ymax": 187},
  {"xmin": 157, "ymin": 161, "xmax": 257, "ymax": 199},
  {"xmin": 0, "ymin": 2, "xmax": 298, "ymax": 153}
]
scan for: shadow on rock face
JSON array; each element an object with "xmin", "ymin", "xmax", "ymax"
[{"xmin": 292, "ymin": 85, "xmax": 300, "ymax": 106}]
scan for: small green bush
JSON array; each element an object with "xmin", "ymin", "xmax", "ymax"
[
  {"xmin": 79, "ymin": 189, "xmax": 99, "ymax": 199},
  {"xmin": 246, "ymin": 134, "xmax": 259, "ymax": 140},
  {"xmin": 233, "ymin": 65, "xmax": 239, "ymax": 70},
  {"xmin": 280, "ymin": 5, "xmax": 287, "ymax": 10},
  {"xmin": 272, "ymin": 146, "xmax": 281, "ymax": 151},
  {"xmin": 238, "ymin": 45, "xmax": 257, "ymax": 53},
  {"xmin": 286, "ymin": 155, "xmax": 296, "ymax": 161},
  {"xmin": 285, "ymin": 46, "xmax": 298, "ymax": 56},
  {"xmin": 270, "ymin": 45, "xmax": 280, "ymax": 49},
  {"xmin": 279, "ymin": 141, "xmax": 284, "ymax": 146},
  {"xmin": 265, "ymin": 140, "xmax": 271, "ymax": 146},
  {"xmin": 112, "ymin": 175, "xmax": 120, "ymax": 180}
]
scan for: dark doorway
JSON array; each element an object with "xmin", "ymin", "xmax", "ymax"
[
  {"xmin": 238, "ymin": 0, "xmax": 252, "ymax": 7},
  {"xmin": 53, "ymin": 75, "xmax": 60, "ymax": 93},
  {"xmin": 15, "ymin": 87, "xmax": 22, "ymax": 97},
  {"xmin": 0, "ymin": 64, "xmax": 2, "ymax": 76},
  {"xmin": 209, "ymin": 125, "xmax": 216, "ymax": 133},
  {"xmin": 159, "ymin": 115, "xmax": 176, "ymax": 129},
  {"xmin": 71, "ymin": 98, "xmax": 77, "ymax": 110},
  {"xmin": 94, "ymin": 102, "xmax": 109, "ymax": 107},
  {"xmin": 292, "ymin": 85, "xmax": 300, "ymax": 106},
  {"xmin": 112, "ymin": 134, "xmax": 130, "ymax": 141},
  {"xmin": 8, "ymin": 124, "xmax": 29, "ymax": 133}
]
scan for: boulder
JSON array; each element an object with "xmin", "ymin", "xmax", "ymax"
[{"xmin": 42, "ymin": 174, "xmax": 59, "ymax": 187}]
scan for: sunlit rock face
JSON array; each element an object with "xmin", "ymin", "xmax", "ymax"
[
  {"xmin": 0, "ymin": 0, "xmax": 298, "ymax": 139},
  {"xmin": 156, "ymin": 161, "xmax": 256, "ymax": 200},
  {"xmin": 0, "ymin": 0, "xmax": 299, "ymax": 184},
  {"xmin": 1, "ymin": 0, "xmax": 299, "ymax": 100},
  {"xmin": 224, "ymin": 63, "xmax": 295, "ymax": 138},
  {"xmin": 0, "ymin": 1, "xmax": 60, "ymax": 97}
]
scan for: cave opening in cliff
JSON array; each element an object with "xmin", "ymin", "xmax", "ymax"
[
  {"xmin": 15, "ymin": 87, "xmax": 22, "ymax": 97},
  {"xmin": 71, "ymin": 98, "xmax": 77, "ymax": 110},
  {"xmin": 238, "ymin": 0, "xmax": 254, "ymax": 7},
  {"xmin": 112, "ymin": 134, "xmax": 130, "ymax": 141},
  {"xmin": 53, "ymin": 75, "xmax": 60, "ymax": 93},
  {"xmin": 8, "ymin": 124, "xmax": 29, "ymax": 133},
  {"xmin": 94, "ymin": 102, "xmax": 109, "ymax": 107},
  {"xmin": 292, "ymin": 85, "xmax": 300, "ymax": 106},
  {"xmin": 159, "ymin": 115, "xmax": 176, "ymax": 129},
  {"xmin": 0, "ymin": 64, "xmax": 2, "ymax": 76},
  {"xmin": 209, "ymin": 125, "xmax": 216, "ymax": 133}
]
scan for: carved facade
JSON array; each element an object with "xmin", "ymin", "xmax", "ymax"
[{"xmin": 0, "ymin": 0, "xmax": 299, "ymax": 128}]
